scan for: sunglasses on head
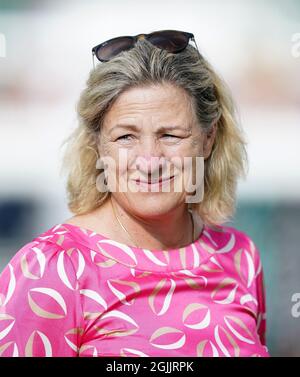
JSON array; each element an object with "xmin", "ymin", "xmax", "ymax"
[{"xmin": 91, "ymin": 29, "xmax": 200, "ymax": 67}]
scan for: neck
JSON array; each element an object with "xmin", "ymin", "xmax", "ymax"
[{"xmin": 110, "ymin": 197, "xmax": 198, "ymax": 250}]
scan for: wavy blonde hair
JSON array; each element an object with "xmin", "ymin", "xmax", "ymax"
[{"xmin": 60, "ymin": 39, "xmax": 248, "ymax": 226}]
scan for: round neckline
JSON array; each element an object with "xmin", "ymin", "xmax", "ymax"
[
  {"xmin": 61, "ymin": 208, "xmax": 204, "ymax": 253},
  {"xmin": 61, "ymin": 220, "xmax": 207, "ymax": 254},
  {"xmin": 44, "ymin": 221, "xmax": 219, "ymax": 273}
]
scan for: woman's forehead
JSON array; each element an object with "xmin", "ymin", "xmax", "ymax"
[
  {"xmin": 102, "ymin": 84, "xmax": 196, "ymax": 129},
  {"xmin": 113, "ymin": 83, "xmax": 192, "ymax": 107}
]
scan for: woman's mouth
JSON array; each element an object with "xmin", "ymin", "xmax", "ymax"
[{"xmin": 134, "ymin": 175, "xmax": 175, "ymax": 188}]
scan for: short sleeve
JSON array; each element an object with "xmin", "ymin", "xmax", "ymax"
[
  {"xmin": 249, "ymin": 238, "xmax": 268, "ymax": 348},
  {"xmin": 0, "ymin": 240, "xmax": 84, "ymax": 357}
]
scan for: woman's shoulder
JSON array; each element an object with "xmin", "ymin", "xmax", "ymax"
[
  {"xmin": 8, "ymin": 223, "xmax": 72, "ymax": 255},
  {"xmin": 205, "ymin": 223, "xmax": 262, "ymax": 261},
  {"xmin": 0, "ymin": 223, "xmax": 88, "ymax": 282},
  {"xmin": 206, "ymin": 222, "xmax": 257, "ymax": 244},
  {"xmin": 0, "ymin": 224, "xmax": 86, "ymax": 356}
]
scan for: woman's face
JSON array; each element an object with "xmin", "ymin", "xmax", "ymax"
[{"xmin": 98, "ymin": 83, "xmax": 215, "ymax": 219}]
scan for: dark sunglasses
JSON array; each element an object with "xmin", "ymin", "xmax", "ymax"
[{"xmin": 91, "ymin": 29, "xmax": 200, "ymax": 67}]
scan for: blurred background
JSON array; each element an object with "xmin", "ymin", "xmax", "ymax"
[{"xmin": 0, "ymin": 0, "xmax": 299, "ymax": 356}]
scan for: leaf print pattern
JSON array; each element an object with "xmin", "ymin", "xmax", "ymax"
[
  {"xmin": 150, "ymin": 327, "xmax": 186, "ymax": 350},
  {"xmin": 0, "ymin": 222, "xmax": 270, "ymax": 357},
  {"xmin": 148, "ymin": 279, "xmax": 176, "ymax": 315},
  {"xmin": 182, "ymin": 303, "xmax": 211, "ymax": 330}
]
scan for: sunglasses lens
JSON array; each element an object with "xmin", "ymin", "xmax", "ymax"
[
  {"xmin": 147, "ymin": 31, "xmax": 190, "ymax": 53},
  {"xmin": 96, "ymin": 36, "xmax": 134, "ymax": 61}
]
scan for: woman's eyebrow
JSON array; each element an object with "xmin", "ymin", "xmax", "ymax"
[
  {"xmin": 110, "ymin": 124, "xmax": 189, "ymax": 134},
  {"xmin": 109, "ymin": 124, "xmax": 141, "ymax": 134}
]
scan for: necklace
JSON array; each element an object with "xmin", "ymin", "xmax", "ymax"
[{"xmin": 110, "ymin": 198, "xmax": 195, "ymax": 249}]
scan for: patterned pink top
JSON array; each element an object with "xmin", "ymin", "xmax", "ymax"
[{"xmin": 0, "ymin": 222, "xmax": 270, "ymax": 357}]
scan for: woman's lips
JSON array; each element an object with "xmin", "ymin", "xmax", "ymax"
[{"xmin": 134, "ymin": 175, "xmax": 175, "ymax": 187}]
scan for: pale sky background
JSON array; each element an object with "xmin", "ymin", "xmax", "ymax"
[
  {"xmin": 1, "ymin": 0, "xmax": 300, "ymax": 357},
  {"xmin": 0, "ymin": 0, "xmax": 299, "ymax": 218}
]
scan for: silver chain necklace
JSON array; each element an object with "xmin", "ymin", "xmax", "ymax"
[{"xmin": 110, "ymin": 198, "xmax": 195, "ymax": 249}]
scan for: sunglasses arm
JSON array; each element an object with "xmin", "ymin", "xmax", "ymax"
[
  {"xmin": 92, "ymin": 51, "xmax": 95, "ymax": 69},
  {"xmin": 191, "ymin": 37, "xmax": 202, "ymax": 59}
]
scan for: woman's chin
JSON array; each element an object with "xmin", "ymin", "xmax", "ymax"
[{"xmin": 125, "ymin": 194, "xmax": 185, "ymax": 218}]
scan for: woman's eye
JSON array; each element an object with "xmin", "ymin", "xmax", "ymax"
[
  {"xmin": 162, "ymin": 134, "xmax": 179, "ymax": 139},
  {"xmin": 115, "ymin": 134, "xmax": 180, "ymax": 142},
  {"xmin": 116, "ymin": 134, "xmax": 134, "ymax": 141}
]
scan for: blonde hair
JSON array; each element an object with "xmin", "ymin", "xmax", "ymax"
[{"xmin": 61, "ymin": 39, "xmax": 248, "ymax": 226}]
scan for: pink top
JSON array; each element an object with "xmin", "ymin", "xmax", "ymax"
[{"xmin": 0, "ymin": 222, "xmax": 270, "ymax": 357}]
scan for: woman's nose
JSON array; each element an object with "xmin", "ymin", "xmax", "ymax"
[
  {"xmin": 135, "ymin": 155, "xmax": 163, "ymax": 174},
  {"xmin": 135, "ymin": 136, "xmax": 164, "ymax": 174}
]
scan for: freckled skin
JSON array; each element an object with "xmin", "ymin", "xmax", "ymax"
[
  {"xmin": 98, "ymin": 84, "xmax": 212, "ymax": 205},
  {"xmin": 86, "ymin": 83, "xmax": 215, "ymax": 249},
  {"xmin": 67, "ymin": 83, "xmax": 217, "ymax": 250}
]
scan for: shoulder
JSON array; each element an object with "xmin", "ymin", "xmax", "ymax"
[
  {"xmin": 204, "ymin": 223, "xmax": 263, "ymax": 270},
  {"xmin": 205, "ymin": 223, "xmax": 257, "ymax": 246},
  {"xmin": 0, "ymin": 223, "xmax": 86, "ymax": 290},
  {"xmin": 0, "ymin": 224, "xmax": 87, "ymax": 356}
]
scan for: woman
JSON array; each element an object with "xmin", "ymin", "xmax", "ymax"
[{"xmin": 0, "ymin": 30, "xmax": 269, "ymax": 357}]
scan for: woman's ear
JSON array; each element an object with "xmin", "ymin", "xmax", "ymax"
[{"xmin": 203, "ymin": 122, "xmax": 217, "ymax": 159}]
